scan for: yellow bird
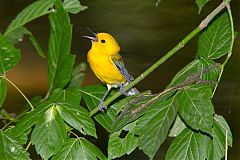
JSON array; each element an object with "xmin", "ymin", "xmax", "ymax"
[{"xmin": 84, "ymin": 29, "xmax": 139, "ymax": 111}]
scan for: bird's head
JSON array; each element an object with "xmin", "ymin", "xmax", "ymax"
[{"xmin": 83, "ymin": 29, "xmax": 120, "ymax": 55}]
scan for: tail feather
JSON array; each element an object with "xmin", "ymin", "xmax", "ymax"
[{"xmin": 123, "ymin": 82, "xmax": 139, "ymax": 96}]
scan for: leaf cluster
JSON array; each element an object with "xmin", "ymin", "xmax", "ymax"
[{"xmin": 0, "ymin": 0, "xmax": 234, "ymax": 160}]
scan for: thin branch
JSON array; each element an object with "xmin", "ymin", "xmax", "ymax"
[
  {"xmin": 89, "ymin": 1, "xmax": 230, "ymax": 116},
  {"xmin": 0, "ymin": 75, "xmax": 34, "ymax": 110}
]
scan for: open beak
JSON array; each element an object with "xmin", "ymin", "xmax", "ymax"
[{"xmin": 83, "ymin": 28, "xmax": 98, "ymax": 42}]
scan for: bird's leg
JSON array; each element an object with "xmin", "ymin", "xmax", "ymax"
[
  {"xmin": 120, "ymin": 83, "xmax": 128, "ymax": 96},
  {"xmin": 98, "ymin": 85, "xmax": 111, "ymax": 112}
]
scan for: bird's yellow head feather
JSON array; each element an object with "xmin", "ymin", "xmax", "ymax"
[{"xmin": 84, "ymin": 31, "xmax": 120, "ymax": 56}]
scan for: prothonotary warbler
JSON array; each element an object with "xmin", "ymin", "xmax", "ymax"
[{"xmin": 83, "ymin": 29, "xmax": 139, "ymax": 111}]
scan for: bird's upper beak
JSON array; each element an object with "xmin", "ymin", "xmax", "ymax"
[{"xmin": 83, "ymin": 28, "xmax": 98, "ymax": 42}]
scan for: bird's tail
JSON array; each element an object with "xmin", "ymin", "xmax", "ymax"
[{"xmin": 123, "ymin": 82, "xmax": 139, "ymax": 96}]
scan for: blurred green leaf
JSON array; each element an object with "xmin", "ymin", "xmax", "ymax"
[
  {"xmin": 166, "ymin": 128, "xmax": 210, "ymax": 160},
  {"xmin": 168, "ymin": 115, "xmax": 186, "ymax": 137},
  {"xmin": 177, "ymin": 85, "xmax": 214, "ymax": 134},
  {"xmin": 135, "ymin": 95, "xmax": 178, "ymax": 160},
  {"xmin": 69, "ymin": 62, "xmax": 87, "ymax": 87},
  {"xmin": 0, "ymin": 78, "xmax": 7, "ymax": 108},
  {"xmin": 5, "ymin": 26, "xmax": 46, "ymax": 58},
  {"xmin": 4, "ymin": 0, "xmax": 54, "ymax": 36},
  {"xmin": 196, "ymin": 0, "xmax": 209, "ymax": 13},
  {"xmin": 52, "ymin": 138, "xmax": 107, "ymax": 160},
  {"xmin": 108, "ymin": 121, "xmax": 139, "ymax": 159},
  {"xmin": 198, "ymin": 12, "xmax": 232, "ymax": 59},
  {"xmin": 48, "ymin": 0, "xmax": 75, "ymax": 92},
  {"xmin": 0, "ymin": 130, "xmax": 29, "ymax": 160},
  {"xmin": 208, "ymin": 115, "xmax": 233, "ymax": 159},
  {"xmin": 63, "ymin": 0, "xmax": 88, "ymax": 14},
  {"xmin": 0, "ymin": 35, "xmax": 21, "ymax": 74},
  {"xmin": 31, "ymin": 106, "xmax": 67, "ymax": 160},
  {"xmin": 81, "ymin": 85, "xmax": 118, "ymax": 132}
]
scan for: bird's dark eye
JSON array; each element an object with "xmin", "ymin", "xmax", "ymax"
[{"xmin": 101, "ymin": 39, "xmax": 106, "ymax": 43}]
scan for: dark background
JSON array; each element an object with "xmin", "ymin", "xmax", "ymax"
[{"xmin": 0, "ymin": 0, "xmax": 239, "ymax": 159}]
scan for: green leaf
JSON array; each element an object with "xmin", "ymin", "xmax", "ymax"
[
  {"xmin": 69, "ymin": 62, "xmax": 87, "ymax": 87},
  {"xmin": 198, "ymin": 12, "xmax": 232, "ymax": 59},
  {"xmin": 49, "ymin": 87, "xmax": 97, "ymax": 137},
  {"xmin": 56, "ymin": 103, "xmax": 97, "ymax": 138},
  {"xmin": 12, "ymin": 101, "xmax": 53, "ymax": 137},
  {"xmin": 63, "ymin": 0, "xmax": 88, "ymax": 14},
  {"xmin": 31, "ymin": 106, "xmax": 67, "ymax": 160},
  {"xmin": 169, "ymin": 59, "xmax": 219, "ymax": 88},
  {"xmin": 6, "ymin": 26, "xmax": 46, "ymax": 58},
  {"xmin": 4, "ymin": 0, "xmax": 54, "ymax": 36},
  {"xmin": 195, "ymin": 0, "xmax": 209, "ymax": 13},
  {"xmin": 0, "ymin": 130, "xmax": 29, "ymax": 160},
  {"xmin": 49, "ymin": 87, "xmax": 81, "ymax": 105},
  {"xmin": 48, "ymin": 0, "xmax": 74, "ymax": 92},
  {"xmin": 28, "ymin": 32, "xmax": 46, "ymax": 58},
  {"xmin": 5, "ymin": 127, "xmax": 29, "ymax": 145},
  {"xmin": 5, "ymin": 27, "xmax": 29, "ymax": 44},
  {"xmin": 177, "ymin": 85, "xmax": 214, "ymax": 134},
  {"xmin": 111, "ymin": 91, "xmax": 175, "ymax": 132},
  {"xmin": 108, "ymin": 121, "xmax": 139, "ymax": 159},
  {"xmin": 209, "ymin": 115, "xmax": 233, "ymax": 159},
  {"xmin": 0, "ymin": 35, "xmax": 21, "ymax": 74},
  {"xmin": 52, "ymin": 138, "xmax": 107, "ymax": 160},
  {"xmin": 168, "ymin": 115, "xmax": 187, "ymax": 137},
  {"xmin": 0, "ymin": 78, "xmax": 7, "ymax": 108},
  {"xmin": 135, "ymin": 95, "xmax": 178, "ymax": 159},
  {"xmin": 80, "ymin": 85, "xmax": 118, "ymax": 132},
  {"xmin": 166, "ymin": 128, "xmax": 211, "ymax": 160}
]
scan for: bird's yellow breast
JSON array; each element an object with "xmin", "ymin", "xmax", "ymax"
[{"xmin": 87, "ymin": 50, "xmax": 126, "ymax": 85}]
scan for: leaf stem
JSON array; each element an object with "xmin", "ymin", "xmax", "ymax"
[
  {"xmin": 69, "ymin": 130, "xmax": 79, "ymax": 138},
  {"xmin": 89, "ymin": 1, "xmax": 230, "ymax": 116},
  {"xmin": 212, "ymin": 3, "xmax": 234, "ymax": 96},
  {"xmin": 0, "ymin": 75, "xmax": 34, "ymax": 111},
  {"xmin": 25, "ymin": 140, "xmax": 32, "ymax": 151}
]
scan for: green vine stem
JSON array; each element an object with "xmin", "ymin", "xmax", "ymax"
[
  {"xmin": 89, "ymin": 1, "xmax": 230, "ymax": 116},
  {"xmin": 0, "ymin": 75, "xmax": 34, "ymax": 111}
]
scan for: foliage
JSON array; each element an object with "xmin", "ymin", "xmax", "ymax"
[{"xmin": 0, "ymin": 0, "xmax": 235, "ymax": 159}]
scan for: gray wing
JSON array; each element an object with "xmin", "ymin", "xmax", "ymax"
[{"xmin": 111, "ymin": 54, "xmax": 134, "ymax": 83}]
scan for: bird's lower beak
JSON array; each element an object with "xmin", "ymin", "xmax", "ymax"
[
  {"xmin": 82, "ymin": 35, "xmax": 98, "ymax": 42},
  {"xmin": 83, "ymin": 28, "xmax": 98, "ymax": 42}
]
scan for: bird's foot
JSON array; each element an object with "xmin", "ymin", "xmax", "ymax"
[{"xmin": 98, "ymin": 102, "xmax": 107, "ymax": 112}]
